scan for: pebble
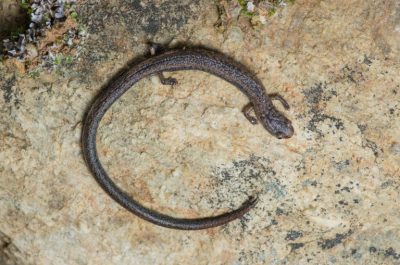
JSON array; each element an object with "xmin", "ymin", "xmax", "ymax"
[{"xmin": 26, "ymin": 43, "xmax": 38, "ymax": 58}]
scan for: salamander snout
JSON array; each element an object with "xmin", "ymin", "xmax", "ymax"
[
  {"xmin": 275, "ymin": 122, "xmax": 294, "ymax": 139},
  {"xmin": 262, "ymin": 111, "xmax": 294, "ymax": 139}
]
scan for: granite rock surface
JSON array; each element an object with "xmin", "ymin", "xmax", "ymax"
[{"xmin": 1, "ymin": 0, "xmax": 400, "ymax": 264}]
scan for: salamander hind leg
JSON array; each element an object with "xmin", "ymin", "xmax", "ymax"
[
  {"xmin": 149, "ymin": 43, "xmax": 163, "ymax": 56},
  {"xmin": 157, "ymin": 72, "xmax": 178, "ymax": 86},
  {"xmin": 149, "ymin": 43, "xmax": 178, "ymax": 86},
  {"xmin": 242, "ymin": 102, "xmax": 258, "ymax": 125}
]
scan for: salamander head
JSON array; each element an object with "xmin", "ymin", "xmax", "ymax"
[{"xmin": 260, "ymin": 109, "xmax": 294, "ymax": 139}]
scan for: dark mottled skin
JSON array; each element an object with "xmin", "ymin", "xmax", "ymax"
[{"xmin": 82, "ymin": 49, "xmax": 294, "ymax": 230}]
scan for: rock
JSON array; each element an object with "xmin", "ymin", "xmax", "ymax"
[
  {"xmin": 25, "ymin": 43, "xmax": 38, "ymax": 58},
  {"xmin": 0, "ymin": 0, "xmax": 400, "ymax": 264}
]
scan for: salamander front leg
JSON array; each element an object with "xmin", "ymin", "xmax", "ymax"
[
  {"xmin": 242, "ymin": 103, "xmax": 258, "ymax": 125},
  {"xmin": 149, "ymin": 44, "xmax": 178, "ymax": 86},
  {"xmin": 268, "ymin": 93, "xmax": 290, "ymax": 110}
]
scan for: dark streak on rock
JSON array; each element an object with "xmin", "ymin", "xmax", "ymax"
[
  {"xmin": 307, "ymin": 112, "xmax": 344, "ymax": 136},
  {"xmin": 369, "ymin": 246, "xmax": 400, "ymax": 261},
  {"xmin": 275, "ymin": 207, "xmax": 285, "ymax": 216},
  {"xmin": 318, "ymin": 230, "xmax": 353, "ymax": 249},
  {"xmin": 303, "ymin": 82, "xmax": 335, "ymax": 105},
  {"xmin": 342, "ymin": 65, "xmax": 365, "ymax": 84},
  {"xmin": 369, "ymin": 246, "xmax": 377, "ymax": 253},
  {"xmin": 0, "ymin": 75, "xmax": 16, "ymax": 104},
  {"xmin": 357, "ymin": 124, "xmax": 367, "ymax": 133},
  {"xmin": 334, "ymin": 160, "xmax": 350, "ymax": 171},
  {"xmin": 211, "ymin": 155, "xmax": 279, "ymax": 230},
  {"xmin": 385, "ymin": 248, "xmax": 400, "ymax": 260},
  {"xmin": 289, "ymin": 243, "xmax": 305, "ymax": 251},
  {"xmin": 341, "ymin": 186, "xmax": 351, "ymax": 192},
  {"xmin": 239, "ymin": 214, "xmax": 251, "ymax": 231},
  {"xmin": 380, "ymin": 180, "xmax": 395, "ymax": 189},
  {"xmin": 362, "ymin": 138, "xmax": 381, "ymax": 157},
  {"xmin": 363, "ymin": 55, "xmax": 373, "ymax": 66},
  {"xmin": 302, "ymin": 82, "xmax": 344, "ymax": 137},
  {"xmin": 285, "ymin": 230, "xmax": 303, "ymax": 241},
  {"xmin": 303, "ymin": 82, "xmax": 324, "ymax": 105}
]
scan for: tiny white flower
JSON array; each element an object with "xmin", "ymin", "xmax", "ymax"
[{"xmin": 247, "ymin": 1, "xmax": 255, "ymax": 12}]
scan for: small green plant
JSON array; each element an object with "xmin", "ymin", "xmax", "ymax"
[
  {"xmin": 233, "ymin": 0, "xmax": 294, "ymax": 20},
  {"xmin": 28, "ymin": 69, "xmax": 40, "ymax": 79},
  {"xmin": 54, "ymin": 54, "xmax": 63, "ymax": 65},
  {"xmin": 63, "ymin": 33, "xmax": 70, "ymax": 42},
  {"xmin": 70, "ymin": 11, "xmax": 78, "ymax": 20},
  {"xmin": 10, "ymin": 26, "xmax": 26, "ymax": 38},
  {"xmin": 20, "ymin": 0, "xmax": 30, "ymax": 10},
  {"xmin": 237, "ymin": 0, "xmax": 255, "ymax": 17},
  {"xmin": 237, "ymin": 0, "xmax": 247, "ymax": 6},
  {"xmin": 42, "ymin": 13, "xmax": 50, "ymax": 24},
  {"xmin": 53, "ymin": 54, "xmax": 75, "ymax": 68},
  {"xmin": 78, "ymin": 25, "xmax": 88, "ymax": 36},
  {"xmin": 65, "ymin": 55, "xmax": 74, "ymax": 65},
  {"xmin": 268, "ymin": 8, "xmax": 277, "ymax": 16},
  {"xmin": 241, "ymin": 9, "xmax": 255, "ymax": 17}
]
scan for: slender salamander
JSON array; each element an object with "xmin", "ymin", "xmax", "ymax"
[{"xmin": 82, "ymin": 48, "xmax": 294, "ymax": 230}]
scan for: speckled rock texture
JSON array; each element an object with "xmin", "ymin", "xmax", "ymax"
[{"xmin": 1, "ymin": 0, "xmax": 400, "ymax": 264}]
